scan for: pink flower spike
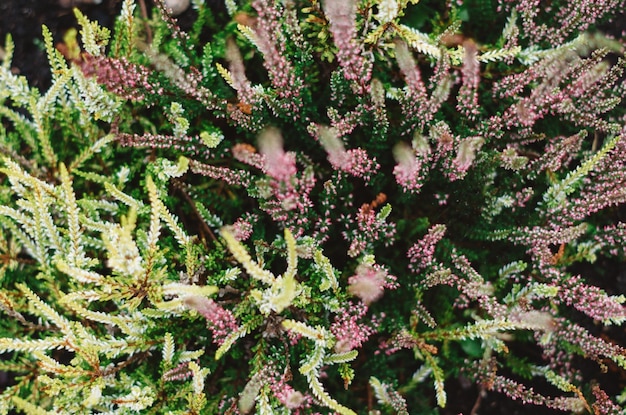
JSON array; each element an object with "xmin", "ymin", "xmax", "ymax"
[
  {"xmin": 330, "ymin": 302, "xmax": 377, "ymax": 352},
  {"xmin": 350, "ymin": 260, "xmax": 399, "ymax": 304},
  {"xmin": 323, "ymin": 0, "xmax": 371, "ymax": 90},
  {"xmin": 453, "ymin": 136, "xmax": 484, "ymax": 173},
  {"xmin": 393, "ymin": 141, "xmax": 427, "ymax": 193},
  {"xmin": 348, "ymin": 264, "xmax": 385, "ymax": 305},
  {"xmin": 456, "ymin": 40, "xmax": 480, "ymax": 121},
  {"xmin": 318, "ymin": 126, "xmax": 379, "ymax": 181},
  {"xmin": 408, "ymin": 224, "xmax": 447, "ymax": 272},
  {"xmin": 183, "ymin": 296, "xmax": 239, "ymax": 346},
  {"xmin": 258, "ymin": 127, "xmax": 297, "ymax": 181}
]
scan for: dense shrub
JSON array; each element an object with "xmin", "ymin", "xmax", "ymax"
[{"xmin": 0, "ymin": 0, "xmax": 625, "ymax": 413}]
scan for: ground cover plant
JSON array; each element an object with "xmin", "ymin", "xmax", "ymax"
[{"xmin": 0, "ymin": 0, "xmax": 626, "ymax": 413}]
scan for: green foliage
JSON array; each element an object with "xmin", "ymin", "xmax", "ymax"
[{"xmin": 1, "ymin": 0, "xmax": 626, "ymax": 414}]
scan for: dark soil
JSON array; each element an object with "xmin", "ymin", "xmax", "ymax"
[
  {"xmin": 0, "ymin": 0, "xmax": 123, "ymax": 89},
  {"xmin": 0, "ymin": 1, "xmax": 625, "ymax": 414}
]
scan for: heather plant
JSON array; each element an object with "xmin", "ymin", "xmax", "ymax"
[{"xmin": 0, "ymin": 0, "xmax": 625, "ymax": 414}]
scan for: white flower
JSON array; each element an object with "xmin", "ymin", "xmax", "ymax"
[
  {"xmin": 105, "ymin": 224, "xmax": 144, "ymax": 277},
  {"xmin": 376, "ymin": 0, "xmax": 398, "ymax": 24}
]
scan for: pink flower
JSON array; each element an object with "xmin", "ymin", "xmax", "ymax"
[
  {"xmin": 344, "ymin": 196, "xmax": 396, "ymax": 257},
  {"xmin": 456, "ymin": 40, "xmax": 480, "ymax": 121},
  {"xmin": 258, "ymin": 128, "xmax": 297, "ymax": 181},
  {"xmin": 222, "ymin": 214, "xmax": 257, "ymax": 242},
  {"xmin": 183, "ymin": 296, "xmax": 239, "ymax": 346},
  {"xmin": 453, "ymin": 136, "xmax": 484, "ymax": 174},
  {"xmin": 348, "ymin": 263, "xmax": 396, "ymax": 305},
  {"xmin": 407, "ymin": 224, "xmax": 447, "ymax": 272},
  {"xmin": 252, "ymin": 0, "xmax": 303, "ymax": 107},
  {"xmin": 189, "ymin": 160, "xmax": 252, "ymax": 187},
  {"xmin": 556, "ymin": 275, "xmax": 626, "ymax": 324},
  {"xmin": 323, "ymin": 0, "xmax": 371, "ymax": 90},
  {"xmin": 330, "ymin": 302, "xmax": 377, "ymax": 352},
  {"xmin": 224, "ymin": 38, "xmax": 260, "ymax": 111},
  {"xmin": 80, "ymin": 55, "xmax": 159, "ymax": 102},
  {"xmin": 318, "ymin": 126, "xmax": 379, "ymax": 182},
  {"xmin": 393, "ymin": 141, "xmax": 428, "ymax": 193}
]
